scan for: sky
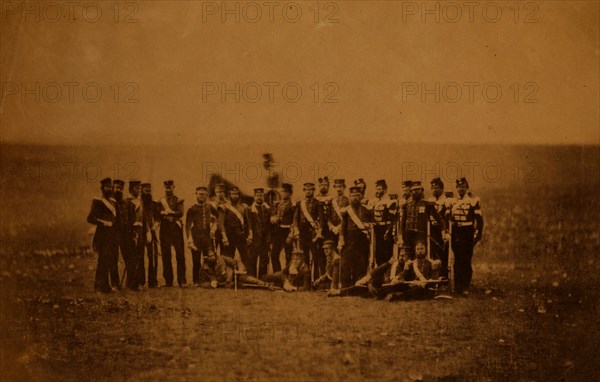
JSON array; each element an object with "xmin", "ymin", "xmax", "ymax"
[{"xmin": 1, "ymin": 0, "xmax": 598, "ymax": 146}]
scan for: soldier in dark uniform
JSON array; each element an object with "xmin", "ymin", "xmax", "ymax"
[
  {"xmin": 354, "ymin": 178, "xmax": 369, "ymax": 207},
  {"xmin": 399, "ymin": 181, "xmax": 448, "ymax": 260},
  {"xmin": 338, "ymin": 186, "xmax": 373, "ymax": 287},
  {"xmin": 158, "ymin": 180, "xmax": 186, "ymax": 288},
  {"xmin": 370, "ymin": 179, "xmax": 397, "ymax": 266},
  {"xmin": 428, "ymin": 177, "xmax": 450, "ymax": 278},
  {"xmin": 86, "ymin": 178, "xmax": 118, "ymax": 293},
  {"xmin": 200, "ymin": 252, "xmax": 272, "ymax": 289},
  {"xmin": 220, "ymin": 186, "xmax": 252, "ymax": 266},
  {"xmin": 141, "ymin": 182, "xmax": 160, "ymax": 288},
  {"xmin": 211, "ymin": 183, "xmax": 229, "ymax": 255},
  {"xmin": 293, "ymin": 182, "xmax": 324, "ymax": 281},
  {"xmin": 263, "ymin": 250, "xmax": 311, "ymax": 292},
  {"xmin": 185, "ymin": 186, "xmax": 218, "ymax": 286},
  {"xmin": 248, "ymin": 188, "xmax": 271, "ymax": 278},
  {"xmin": 314, "ymin": 177, "xmax": 332, "ymax": 279},
  {"xmin": 124, "ymin": 180, "xmax": 144, "ymax": 291},
  {"xmin": 312, "ymin": 239, "xmax": 341, "ymax": 292},
  {"xmin": 447, "ymin": 177, "xmax": 484, "ymax": 295},
  {"xmin": 269, "ymin": 183, "xmax": 295, "ymax": 272},
  {"xmin": 111, "ymin": 179, "xmax": 127, "ymax": 290},
  {"xmin": 327, "ymin": 179, "xmax": 349, "ymax": 246}
]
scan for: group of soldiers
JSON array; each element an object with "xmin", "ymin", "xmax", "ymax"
[{"xmin": 87, "ymin": 174, "xmax": 483, "ymax": 299}]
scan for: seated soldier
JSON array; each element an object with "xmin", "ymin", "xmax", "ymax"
[
  {"xmin": 385, "ymin": 241, "xmax": 442, "ymax": 301},
  {"xmin": 200, "ymin": 252, "xmax": 273, "ymax": 289},
  {"xmin": 313, "ymin": 240, "xmax": 341, "ymax": 292},
  {"xmin": 263, "ymin": 250, "xmax": 311, "ymax": 292},
  {"xmin": 346, "ymin": 246, "xmax": 409, "ymax": 298}
]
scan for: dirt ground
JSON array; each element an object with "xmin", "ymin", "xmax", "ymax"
[{"xmin": 0, "ymin": 250, "xmax": 598, "ymax": 382}]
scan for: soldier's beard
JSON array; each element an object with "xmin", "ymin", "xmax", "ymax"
[
  {"xmin": 142, "ymin": 193, "xmax": 153, "ymax": 204},
  {"xmin": 102, "ymin": 189, "xmax": 113, "ymax": 199},
  {"xmin": 113, "ymin": 191, "xmax": 123, "ymax": 201}
]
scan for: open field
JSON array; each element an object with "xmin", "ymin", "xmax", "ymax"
[{"xmin": 1, "ymin": 144, "xmax": 599, "ymax": 381}]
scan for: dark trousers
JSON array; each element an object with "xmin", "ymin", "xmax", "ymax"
[
  {"xmin": 109, "ymin": 234, "xmax": 127, "ymax": 289},
  {"xmin": 94, "ymin": 241, "xmax": 117, "ymax": 293},
  {"xmin": 341, "ymin": 232, "xmax": 370, "ymax": 288},
  {"xmin": 127, "ymin": 228, "xmax": 146, "ymax": 288},
  {"xmin": 145, "ymin": 237, "xmax": 159, "ymax": 288},
  {"xmin": 451, "ymin": 226, "xmax": 475, "ymax": 292},
  {"xmin": 270, "ymin": 227, "xmax": 292, "ymax": 273},
  {"xmin": 430, "ymin": 226, "xmax": 448, "ymax": 278},
  {"xmin": 191, "ymin": 235, "xmax": 212, "ymax": 285},
  {"xmin": 374, "ymin": 225, "xmax": 393, "ymax": 266},
  {"xmin": 160, "ymin": 225, "xmax": 186, "ymax": 286},
  {"xmin": 249, "ymin": 238, "xmax": 269, "ymax": 278},
  {"xmin": 299, "ymin": 232, "xmax": 321, "ymax": 281},
  {"xmin": 222, "ymin": 231, "xmax": 249, "ymax": 264}
]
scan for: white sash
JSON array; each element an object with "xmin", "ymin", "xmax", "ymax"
[
  {"xmin": 346, "ymin": 206, "xmax": 367, "ymax": 232},
  {"xmin": 332, "ymin": 198, "xmax": 344, "ymax": 220},
  {"xmin": 99, "ymin": 197, "xmax": 116, "ymax": 216},
  {"xmin": 412, "ymin": 261, "xmax": 428, "ymax": 282},
  {"xmin": 226, "ymin": 204, "xmax": 245, "ymax": 226},
  {"xmin": 300, "ymin": 200, "xmax": 318, "ymax": 229},
  {"xmin": 161, "ymin": 197, "xmax": 182, "ymax": 228}
]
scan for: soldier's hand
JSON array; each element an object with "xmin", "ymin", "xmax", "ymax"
[
  {"xmin": 285, "ymin": 236, "xmax": 292, "ymax": 245},
  {"xmin": 443, "ymin": 232, "xmax": 451, "ymax": 242},
  {"xmin": 270, "ymin": 216, "xmax": 279, "ymax": 224},
  {"xmin": 188, "ymin": 240, "xmax": 197, "ymax": 251},
  {"xmin": 222, "ymin": 238, "xmax": 230, "ymax": 247},
  {"xmin": 146, "ymin": 231, "xmax": 152, "ymax": 244},
  {"xmin": 247, "ymin": 236, "xmax": 253, "ymax": 245},
  {"xmin": 312, "ymin": 279, "xmax": 320, "ymax": 287},
  {"xmin": 337, "ymin": 242, "xmax": 344, "ymax": 252},
  {"xmin": 210, "ymin": 230, "xmax": 216, "ymax": 240}
]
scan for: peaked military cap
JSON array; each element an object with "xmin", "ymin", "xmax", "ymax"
[{"xmin": 100, "ymin": 177, "xmax": 112, "ymax": 186}]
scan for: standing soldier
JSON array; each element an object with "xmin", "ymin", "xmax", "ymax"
[
  {"xmin": 338, "ymin": 186, "xmax": 373, "ymax": 287},
  {"xmin": 293, "ymin": 182, "xmax": 323, "ymax": 281},
  {"xmin": 141, "ymin": 182, "xmax": 160, "ymax": 288},
  {"xmin": 111, "ymin": 179, "xmax": 127, "ymax": 290},
  {"xmin": 428, "ymin": 177, "xmax": 449, "ymax": 278},
  {"xmin": 327, "ymin": 178, "xmax": 350, "ymax": 246},
  {"xmin": 86, "ymin": 178, "xmax": 118, "ymax": 294},
  {"xmin": 269, "ymin": 183, "xmax": 295, "ymax": 272},
  {"xmin": 211, "ymin": 183, "xmax": 229, "ymax": 255},
  {"xmin": 447, "ymin": 177, "xmax": 484, "ymax": 295},
  {"xmin": 315, "ymin": 177, "xmax": 333, "ymax": 278},
  {"xmin": 399, "ymin": 181, "xmax": 448, "ymax": 260},
  {"xmin": 221, "ymin": 186, "xmax": 252, "ymax": 267},
  {"xmin": 371, "ymin": 179, "xmax": 397, "ymax": 266},
  {"xmin": 354, "ymin": 178, "xmax": 369, "ymax": 207},
  {"xmin": 159, "ymin": 180, "xmax": 186, "ymax": 288},
  {"xmin": 124, "ymin": 180, "xmax": 144, "ymax": 291},
  {"xmin": 186, "ymin": 186, "xmax": 218, "ymax": 287},
  {"xmin": 248, "ymin": 188, "xmax": 271, "ymax": 278}
]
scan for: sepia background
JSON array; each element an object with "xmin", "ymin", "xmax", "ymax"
[{"xmin": 1, "ymin": 1, "xmax": 599, "ymax": 381}]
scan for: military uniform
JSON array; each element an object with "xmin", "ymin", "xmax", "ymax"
[
  {"xmin": 158, "ymin": 180, "xmax": 186, "ymax": 287},
  {"xmin": 219, "ymin": 196, "xmax": 252, "ymax": 266},
  {"xmin": 447, "ymin": 177, "xmax": 484, "ymax": 293},
  {"xmin": 185, "ymin": 191, "xmax": 218, "ymax": 285},
  {"xmin": 339, "ymin": 188, "xmax": 374, "ymax": 287},
  {"xmin": 399, "ymin": 182, "xmax": 447, "ymax": 259},
  {"xmin": 248, "ymin": 190, "xmax": 271, "ymax": 278},
  {"xmin": 293, "ymin": 183, "xmax": 324, "ymax": 279},
  {"xmin": 112, "ymin": 179, "xmax": 128, "ymax": 290},
  {"xmin": 269, "ymin": 184, "xmax": 295, "ymax": 272},
  {"xmin": 124, "ymin": 180, "xmax": 145, "ymax": 290},
  {"xmin": 142, "ymin": 189, "xmax": 160, "ymax": 288},
  {"xmin": 428, "ymin": 178, "xmax": 450, "ymax": 278},
  {"xmin": 370, "ymin": 179, "xmax": 398, "ymax": 266},
  {"xmin": 86, "ymin": 178, "xmax": 118, "ymax": 293}
]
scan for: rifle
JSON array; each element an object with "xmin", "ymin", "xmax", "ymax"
[
  {"xmin": 448, "ymin": 222, "xmax": 455, "ymax": 293},
  {"xmin": 368, "ymin": 224, "xmax": 376, "ymax": 272}
]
